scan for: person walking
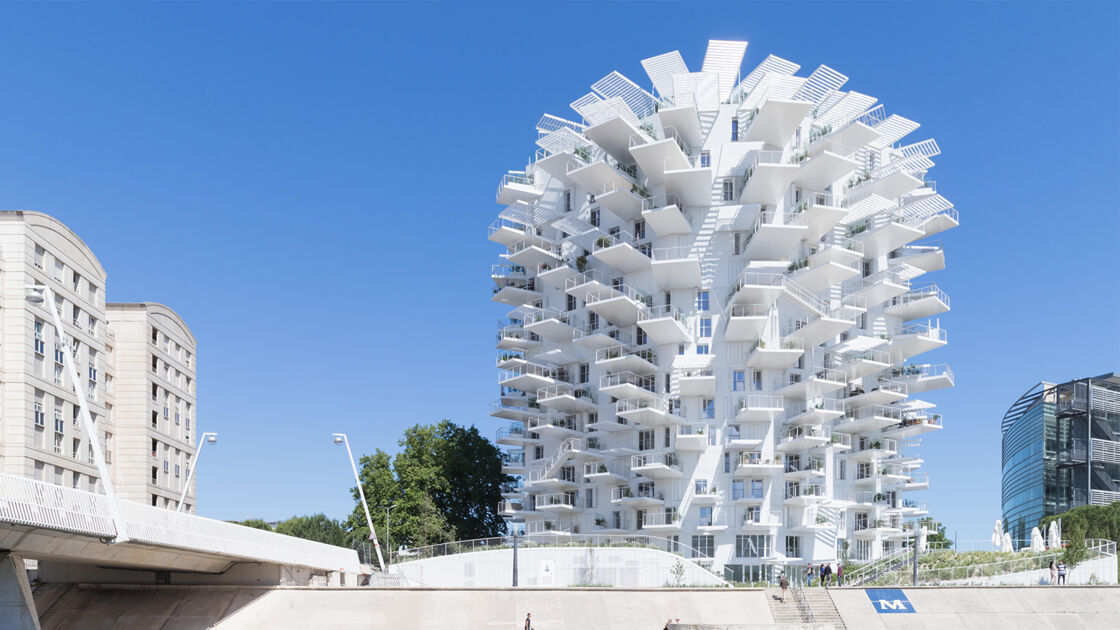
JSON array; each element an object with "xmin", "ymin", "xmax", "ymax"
[
  {"xmin": 819, "ymin": 562, "xmax": 826, "ymax": 586},
  {"xmin": 779, "ymin": 573, "xmax": 789, "ymax": 603},
  {"xmin": 805, "ymin": 563, "xmax": 813, "ymax": 587},
  {"xmin": 662, "ymin": 619, "xmax": 672, "ymax": 630},
  {"xmin": 824, "ymin": 562, "xmax": 833, "ymax": 587},
  {"xmin": 524, "ymin": 612, "xmax": 533, "ymax": 630},
  {"xmin": 1049, "ymin": 559, "xmax": 1057, "ymax": 585},
  {"xmin": 1057, "ymin": 561, "xmax": 1067, "ymax": 585},
  {"xmin": 837, "ymin": 562, "xmax": 843, "ymax": 587}
]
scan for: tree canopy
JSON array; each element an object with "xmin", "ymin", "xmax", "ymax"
[{"xmin": 273, "ymin": 513, "xmax": 350, "ymax": 546}]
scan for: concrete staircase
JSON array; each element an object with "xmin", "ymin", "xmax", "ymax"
[
  {"xmin": 764, "ymin": 587, "xmax": 805, "ymax": 624},
  {"xmin": 799, "ymin": 587, "xmax": 846, "ymax": 629}
]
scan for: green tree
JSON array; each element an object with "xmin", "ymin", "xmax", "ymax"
[
  {"xmin": 1041, "ymin": 502, "xmax": 1120, "ymax": 571},
  {"xmin": 235, "ymin": 518, "xmax": 274, "ymax": 531},
  {"xmin": 345, "ymin": 449, "xmax": 400, "ymax": 545},
  {"xmin": 274, "ymin": 513, "xmax": 350, "ymax": 546}
]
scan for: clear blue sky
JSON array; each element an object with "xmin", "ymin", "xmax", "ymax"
[{"xmin": 0, "ymin": 2, "xmax": 1116, "ymax": 543}]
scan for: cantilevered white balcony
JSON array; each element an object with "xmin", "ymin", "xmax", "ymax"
[
  {"xmin": 534, "ymin": 492, "xmax": 581, "ymax": 515},
  {"xmin": 564, "ymin": 269, "xmax": 614, "ymax": 302},
  {"xmin": 740, "ymin": 151, "xmax": 800, "ymax": 206},
  {"xmin": 691, "ymin": 487, "xmax": 723, "ymax": 508},
  {"xmin": 848, "ymin": 438, "xmax": 899, "ymax": 462},
  {"xmin": 630, "ymin": 453, "xmax": 683, "ymax": 480},
  {"xmin": 496, "ymin": 424, "xmax": 540, "ymax": 447},
  {"xmin": 501, "ymin": 450, "xmax": 526, "ymax": 474},
  {"xmin": 592, "ymin": 231, "xmax": 652, "ymax": 273},
  {"xmin": 496, "ymin": 171, "xmax": 543, "ymax": 205},
  {"xmin": 889, "ymin": 363, "xmax": 954, "ymax": 394},
  {"xmin": 566, "ymin": 156, "xmax": 636, "ymax": 202},
  {"xmin": 809, "ymin": 120, "xmax": 880, "ymax": 157},
  {"xmin": 585, "ymin": 462, "xmax": 630, "ymax": 485},
  {"xmin": 792, "ymin": 150, "xmax": 859, "ymax": 192},
  {"xmin": 585, "ymin": 283, "xmax": 652, "ymax": 326},
  {"xmin": 786, "ymin": 242, "xmax": 862, "ymax": 293},
  {"xmin": 664, "ymin": 154, "xmax": 713, "ymax": 207},
  {"xmin": 596, "ymin": 345, "xmax": 658, "ymax": 375},
  {"xmin": 776, "ymin": 368, "xmax": 847, "ymax": 400},
  {"xmin": 525, "ymin": 466, "xmax": 579, "ymax": 491},
  {"xmin": 616, "ymin": 398, "xmax": 682, "ymax": 427},
  {"xmin": 677, "ymin": 368, "xmax": 716, "ymax": 397},
  {"xmin": 675, "ymin": 423, "xmax": 711, "ymax": 451},
  {"xmin": 735, "ymin": 452, "xmax": 782, "ymax": 477},
  {"xmin": 641, "ymin": 195, "xmax": 692, "ymax": 236},
  {"xmin": 854, "ymin": 462, "xmax": 912, "ymax": 487},
  {"xmin": 600, "ymin": 371, "xmax": 659, "ymax": 401},
  {"xmin": 839, "ymin": 349, "xmax": 892, "ymax": 380},
  {"xmin": 741, "ymin": 99, "xmax": 814, "ymax": 146},
  {"xmin": 524, "ymin": 520, "xmax": 570, "ymax": 536},
  {"xmin": 888, "ymin": 323, "xmax": 948, "ymax": 362},
  {"xmin": 490, "ymin": 399, "xmax": 537, "ymax": 422},
  {"xmin": 725, "ymin": 304, "xmax": 769, "ymax": 342},
  {"xmin": 888, "ymin": 242, "xmax": 945, "ymax": 274},
  {"xmin": 499, "ymin": 363, "xmax": 564, "ymax": 394},
  {"xmin": 847, "ymin": 170, "xmax": 924, "ymax": 204},
  {"xmin": 903, "ymin": 472, "xmax": 930, "ymax": 491},
  {"xmin": 747, "ymin": 336, "xmax": 804, "ymax": 369},
  {"xmin": 495, "ymin": 326, "xmax": 541, "ymax": 351},
  {"xmin": 584, "ymin": 115, "xmax": 651, "ymax": 164},
  {"xmin": 843, "ymin": 269, "xmax": 911, "ymax": 308},
  {"xmin": 784, "ymin": 456, "xmax": 825, "ymax": 482},
  {"xmin": 883, "ymin": 411, "xmax": 943, "ymax": 439},
  {"xmin": 885, "ymin": 285, "xmax": 950, "ymax": 321},
  {"xmin": 726, "ymin": 271, "xmax": 785, "ymax": 307},
  {"xmin": 658, "ymin": 104, "xmax": 703, "ymax": 148},
  {"xmin": 597, "ymin": 181, "xmax": 650, "ymax": 222},
  {"xmin": 734, "ymin": 395, "xmax": 785, "ymax": 422},
  {"xmin": 537, "ymin": 385, "xmax": 597, "ymax": 413},
  {"xmin": 792, "ymin": 306, "xmax": 862, "ymax": 348},
  {"xmin": 833, "ymin": 405, "xmax": 902, "ymax": 434},
  {"xmin": 586, "ymin": 411, "xmax": 632, "ymax": 433},
  {"xmin": 637, "ymin": 509, "xmax": 682, "ymax": 532},
  {"xmin": 843, "ymin": 380, "xmax": 908, "ymax": 409},
  {"xmin": 796, "ymin": 192, "xmax": 849, "ymax": 243},
  {"xmin": 783, "ymin": 482, "xmax": 826, "ymax": 506},
  {"xmin": 741, "ymin": 210, "xmax": 809, "ymax": 261},
  {"xmin": 527, "ymin": 415, "xmax": 584, "ymax": 440},
  {"xmin": 651, "ymin": 245, "xmax": 701, "ymax": 289},
  {"xmin": 488, "ymin": 217, "xmax": 533, "ymax": 247},
  {"xmin": 847, "ymin": 213, "xmax": 925, "ymax": 259},
  {"xmin": 592, "ymin": 511, "xmax": 632, "ymax": 534},
  {"xmin": 506, "ymin": 235, "xmax": 562, "ymax": 271},
  {"xmin": 630, "ymin": 125, "xmax": 693, "ymax": 185},
  {"xmin": 574, "ymin": 323, "xmax": 633, "ymax": 351},
  {"xmin": 638, "ymin": 304, "xmax": 691, "ymax": 345},
  {"xmin": 787, "ymin": 398, "xmax": 846, "ymax": 427},
  {"xmin": 524, "ymin": 307, "xmax": 583, "ymax": 343},
  {"xmin": 611, "ymin": 484, "xmax": 668, "ymax": 508},
  {"xmin": 537, "ymin": 260, "xmax": 581, "ymax": 290},
  {"xmin": 724, "ymin": 424, "xmax": 766, "ymax": 450},
  {"xmin": 777, "ymin": 425, "xmax": 832, "ymax": 452}
]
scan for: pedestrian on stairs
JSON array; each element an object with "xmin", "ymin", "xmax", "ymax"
[
  {"xmin": 663, "ymin": 619, "xmax": 672, "ymax": 630},
  {"xmin": 805, "ymin": 563, "xmax": 813, "ymax": 587},
  {"xmin": 779, "ymin": 573, "xmax": 789, "ymax": 603},
  {"xmin": 819, "ymin": 562, "xmax": 826, "ymax": 586},
  {"xmin": 524, "ymin": 612, "xmax": 533, "ymax": 630},
  {"xmin": 836, "ymin": 563, "xmax": 843, "ymax": 587}
]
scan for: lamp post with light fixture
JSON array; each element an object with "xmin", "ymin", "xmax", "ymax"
[
  {"xmin": 333, "ymin": 433, "xmax": 386, "ymax": 572},
  {"xmin": 176, "ymin": 432, "xmax": 218, "ymax": 513}
]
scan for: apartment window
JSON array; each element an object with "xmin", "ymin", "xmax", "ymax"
[
  {"xmin": 733, "ymin": 232, "xmax": 741, "ymax": 255},
  {"xmin": 837, "ymin": 460, "xmax": 847, "ymax": 481},
  {"xmin": 700, "ymin": 150, "xmax": 710, "ymax": 168},
  {"xmin": 703, "ymin": 399, "xmax": 715, "ymax": 419},
  {"xmin": 585, "ymin": 488, "xmax": 594, "ymax": 509},
  {"xmin": 696, "ymin": 291, "xmax": 709, "ymax": 312},
  {"xmin": 72, "ymin": 438, "xmax": 80, "ymax": 459},
  {"xmin": 638, "ymin": 429, "xmax": 654, "ymax": 451},
  {"xmin": 859, "ymin": 313, "xmax": 867, "ymax": 330},
  {"xmin": 786, "ymin": 536, "xmax": 802, "ymax": 559},
  {"xmin": 723, "ymin": 452, "xmax": 731, "ymax": 473},
  {"xmin": 185, "ymin": 351, "xmax": 192, "ymax": 368},
  {"xmin": 54, "ymin": 346, "xmax": 64, "ymax": 365},
  {"xmin": 611, "ymin": 277, "xmax": 622, "ymax": 291},
  {"xmin": 54, "ymin": 407, "xmax": 63, "ymax": 433},
  {"xmin": 566, "ymin": 294, "xmax": 576, "ymax": 311},
  {"xmin": 636, "ymin": 328, "xmax": 647, "ymax": 346},
  {"xmin": 53, "ymin": 259, "xmax": 63, "ymax": 280},
  {"xmin": 664, "ymin": 374, "xmax": 671, "ymax": 394},
  {"xmin": 721, "ymin": 179, "xmax": 734, "ymax": 202},
  {"xmin": 72, "ymin": 305, "xmax": 81, "ymax": 327},
  {"xmin": 88, "ymin": 363, "xmax": 97, "ymax": 382},
  {"xmin": 33, "ymin": 320, "xmax": 45, "ymax": 355},
  {"xmin": 664, "ymin": 426, "xmax": 671, "ymax": 448},
  {"xmin": 33, "ymin": 397, "xmax": 45, "ymax": 427},
  {"xmin": 730, "ymin": 119, "xmax": 739, "ymax": 141},
  {"xmin": 53, "ymin": 433, "xmax": 63, "ymax": 454},
  {"xmin": 732, "ymin": 480, "xmax": 745, "ymax": 500},
  {"xmin": 736, "ymin": 534, "xmax": 770, "ymax": 558},
  {"xmin": 589, "ymin": 208, "xmax": 600, "ymax": 227},
  {"xmin": 34, "ymin": 245, "xmax": 45, "ymax": 269},
  {"xmin": 862, "ymin": 260, "xmax": 872, "ymax": 278},
  {"xmin": 750, "ymin": 479, "xmax": 764, "ymax": 498},
  {"xmin": 699, "ymin": 506, "xmax": 713, "ymax": 527},
  {"xmin": 533, "ymin": 445, "xmax": 544, "ymax": 460},
  {"xmin": 151, "ymin": 327, "xmax": 159, "ymax": 343},
  {"xmin": 72, "ymin": 406, "xmax": 79, "ymax": 426},
  {"xmin": 691, "ymin": 535, "xmax": 714, "ymax": 558},
  {"xmin": 732, "ymin": 370, "xmax": 745, "ymax": 392},
  {"xmin": 752, "ymin": 370, "xmax": 763, "ymax": 391},
  {"xmin": 699, "ymin": 317, "xmax": 712, "ymax": 338},
  {"xmin": 633, "ymin": 220, "xmax": 645, "ymax": 240},
  {"xmin": 677, "ymin": 344, "xmax": 685, "ymax": 355},
  {"xmin": 72, "ymin": 271, "xmax": 81, "ymax": 293},
  {"xmin": 175, "ymin": 464, "xmax": 181, "ymax": 478},
  {"xmin": 696, "ymin": 344, "xmax": 709, "ymax": 355},
  {"xmin": 53, "ymin": 364, "xmax": 63, "ymax": 385},
  {"xmin": 564, "ymin": 190, "xmax": 572, "ymax": 212}
]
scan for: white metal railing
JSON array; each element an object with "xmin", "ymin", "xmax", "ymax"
[
  {"xmin": 534, "ymin": 493, "xmax": 579, "ymax": 510},
  {"xmin": 889, "ymin": 284, "xmax": 949, "ymax": 310},
  {"xmin": 0, "ymin": 473, "xmax": 359, "ymax": 572},
  {"xmin": 784, "ymin": 483, "xmax": 825, "ymax": 500},
  {"xmin": 725, "ymin": 422, "xmax": 768, "ymax": 443},
  {"xmin": 783, "ymin": 425, "xmax": 831, "ymax": 442},
  {"xmin": 843, "ymin": 349, "xmax": 891, "ymax": 365},
  {"xmin": 586, "ymin": 462, "xmax": 630, "ymax": 479},
  {"xmin": 585, "ymin": 283, "xmax": 653, "ymax": 308},
  {"xmin": 508, "ymin": 236, "xmax": 560, "ymax": 258},
  {"xmin": 595, "ymin": 345, "xmax": 657, "ymax": 365},
  {"xmin": 498, "ymin": 363, "xmax": 557, "ymax": 383},
  {"xmin": 601, "ymin": 371, "xmax": 657, "ymax": 392},
  {"xmin": 593, "ymin": 230, "xmax": 647, "ymax": 253},
  {"xmin": 890, "ymin": 241, "xmax": 941, "ymax": 260},
  {"xmin": 491, "ymin": 263, "xmax": 527, "ymax": 279},
  {"xmin": 792, "ymin": 398, "xmax": 845, "ymax": 416},
  {"xmin": 631, "ymin": 452, "xmax": 681, "ymax": 470},
  {"xmin": 651, "ymin": 245, "xmax": 697, "ymax": 261},
  {"xmin": 488, "ymin": 217, "xmax": 531, "ymax": 238},
  {"xmin": 890, "ymin": 363, "xmax": 953, "ymax": 381},
  {"xmin": 898, "ymin": 322, "xmax": 948, "ymax": 342},
  {"xmin": 638, "ymin": 510, "xmax": 680, "ymax": 528},
  {"xmin": 750, "ymin": 336, "xmax": 805, "ymax": 352},
  {"xmin": 677, "ymin": 422, "xmax": 710, "ymax": 437},
  {"xmin": 616, "ymin": 397, "xmax": 677, "ymax": 418},
  {"xmin": 727, "ymin": 271, "xmax": 784, "ymax": 303},
  {"xmin": 527, "ymin": 415, "xmax": 583, "ymax": 433},
  {"xmin": 390, "ymin": 533, "xmax": 715, "ymax": 566},
  {"xmin": 737, "ymin": 395, "xmax": 784, "ymax": 412},
  {"xmin": 523, "ymin": 307, "xmax": 581, "ymax": 327},
  {"xmin": 829, "ymin": 432, "xmax": 852, "ymax": 448},
  {"xmin": 729, "ymin": 304, "xmax": 769, "ymax": 317},
  {"xmin": 639, "ymin": 303, "xmax": 687, "ymax": 323},
  {"xmin": 565, "ymin": 269, "xmax": 608, "ymax": 292},
  {"xmin": 537, "ymin": 385, "xmax": 595, "ymax": 404},
  {"xmin": 846, "ymin": 379, "xmax": 908, "ymax": 399},
  {"xmin": 852, "ymin": 437, "xmax": 898, "ymax": 454}
]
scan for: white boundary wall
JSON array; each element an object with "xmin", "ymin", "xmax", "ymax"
[{"xmin": 392, "ymin": 546, "xmax": 726, "ymax": 588}]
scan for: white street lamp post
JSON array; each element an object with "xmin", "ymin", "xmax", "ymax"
[
  {"xmin": 177, "ymin": 432, "xmax": 218, "ymax": 513},
  {"xmin": 26, "ymin": 285, "xmax": 129, "ymax": 543},
  {"xmin": 333, "ymin": 433, "xmax": 386, "ymax": 572}
]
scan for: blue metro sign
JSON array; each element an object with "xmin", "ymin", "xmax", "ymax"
[{"xmin": 865, "ymin": 588, "xmax": 915, "ymax": 613}]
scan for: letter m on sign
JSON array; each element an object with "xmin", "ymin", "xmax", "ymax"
[{"xmin": 865, "ymin": 588, "xmax": 915, "ymax": 614}]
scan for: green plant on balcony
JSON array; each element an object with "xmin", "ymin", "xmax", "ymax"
[
  {"xmin": 544, "ymin": 521, "xmax": 555, "ymax": 531},
  {"xmin": 873, "ymin": 492, "xmax": 887, "ymax": 503},
  {"xmin": 597, "ymin": 463, "xmax": 607, "ymax": 473},
  {"xmin": 575, "ymin": 255, "xmax": 588, "ymax": 272},
  {"xmin": 595, "ymin": 516, "xmax": 607, "ymax": 527},
  {"xmin": 595, "ymin": 236, "xmax": 613, "ymax": 248},
  {"xmin": 621, "ymin": 487, "xmax": 633, "ymax": 498},
  {"xmin": 639, "ymin": 122, "xmax": 655, "ymax": 137},
  {"xmin": 786, "ymin": 257, "xmax": 809, "ymax": 272},
  {"xmin": 816, "ymin": 513, "xmax": 828, "ymax": 524},
  {"xmin": 789, "ymin": 151, "xmax": 810, "ymax": 164},
  {"xmin": 574, "ymin": 145, "xmax": 591, "ymax": 162},
  {"xmin": 631, "ymin": 183, "xmax": 652, "ymax": 199}
]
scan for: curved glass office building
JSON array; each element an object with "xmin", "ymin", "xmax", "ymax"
[{"xmin": 1001, "ymin": 373, "xmax": 1120, "ymax": 546}]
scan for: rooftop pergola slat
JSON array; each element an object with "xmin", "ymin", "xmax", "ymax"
[
  {"xmin": 641, "ymin": 50, "xmax": 688, "ymax": 101},
  {"xmin": 738, "ymin": 73, "xmax": 804, "ymax": 112},
  {"xmin": 536, "ymin": 114, "xmax": 585, "ymax": 136},
  {"xmin": 900, "ymin": 138, "xmax": 941, "ymax": 159},
  {"xmin": 841, "ymin": 193, "xmax": 895, "ymax": 224},
  {"xmin": 535, "ymin": 127, "xmax": 595, "ymax": 156},
  {"xmin": 591, "ymin": 71, "xmax": 657, "ymax": 120},
  {"xmin": 872, "ymin": 154, "xmax": 935, "ymax": 179},
  {"xmin": 792, "ymin": 64, "xmax": 848, "ymax": 105},
  {"xmin": 672, "ymin": 72, "xmax": 721, "ymax": 111},
  {"xmin": 573, "ymin": 94, "xmax": 641, "ymax": 128},
  {"xmin": 732, "ymin": 54, "xmax": 800, "ymax": 101},
  {"xmin": 701, "ymin": 39, "xmax": 749, "ymax": 102},
  {"xmin": 869, "ymin": 114, "xmax": 920, "ymax": 149},
  {"xmin": 814, "ymin": 92, "xmax": 878, "ymax": 130},
  {"xmin": 896, "ymin": 194, "xmax": 953, "ymax": 222},
  {"xmin": 500, "ymin": 200, "xmax": 557, "ymax": 227}
]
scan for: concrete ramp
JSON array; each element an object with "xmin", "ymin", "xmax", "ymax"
[{"xmin": 36, "ymin": 585, "xmax": 269, "ymax": 630}]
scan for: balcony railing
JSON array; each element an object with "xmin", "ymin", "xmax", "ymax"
[
  {"xmin": 736, "ymin": 395, "xmax": 784, "ymax": 412},
  {"xmin": 890, "ymin": 363, "xmax": 953, "ymax": 381},
  {"xmin": 593, "ymin": 230, "xmax": 649, "ymax": 254},
  {"xmin": 586, "ymin": 462, "xmax": 630, "ymax": 479},
  {"xmin": 631, "ymin": 452, "xmax": 681, "ymax": 470},
  {"xmin": 783, "ymin": 425, "xmax": 831, "ymax": 442},
  {"xmin": 728, "ymin": 304, "xmax": 769, "ymax": 317},
  {"xmin": 639, "ymin": 304, "xmax": 687, "ymax": 323},
  {"xmin": 533, "ymin": 493, "xmax": 578, "ymax": 510},
  {"xmin": 784, "ymin": 483, "xmax": 825, "ymax": 500},
  {"xmin": 785, "ymin": 457, "xmax": 824, "ymax": 474},
  {"xmin": 595, "ymin": 346, "xmax": 657, "ymax": 365},
  {"xmin": 638, "ymin": 510, "xmax": 680, "ymax": 528},
  {"xmin": 897, "ymin": 322, "xmax": 948, "ymax": 342},
  {"xmin": 727, "ymin": 271, "xmax": 784, "ymax": 303},
  {"xmin": 585, "ymin": 283, "xmax": 653, "ymax": 308},
  {"xmin": 651, "ymin": 245, "xmax": 697, "ymax": 262},
  {"xmin": 527, "ymin": 415, "xmax": 583, "ymax": 433},
  {"xmin": 537, "ymin": 385, "xmax": 595, "ymax": 404},
  {"xmin": 750, "ymin": 336, "xmax": 804, "ymax": 352},
  {"xmin": 600, "ymin": 372, "xmax": 657, "ymax": 393},
  {"xmin": 889, "ymin": 284, "xmax": 950, "ymax": 310}
]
